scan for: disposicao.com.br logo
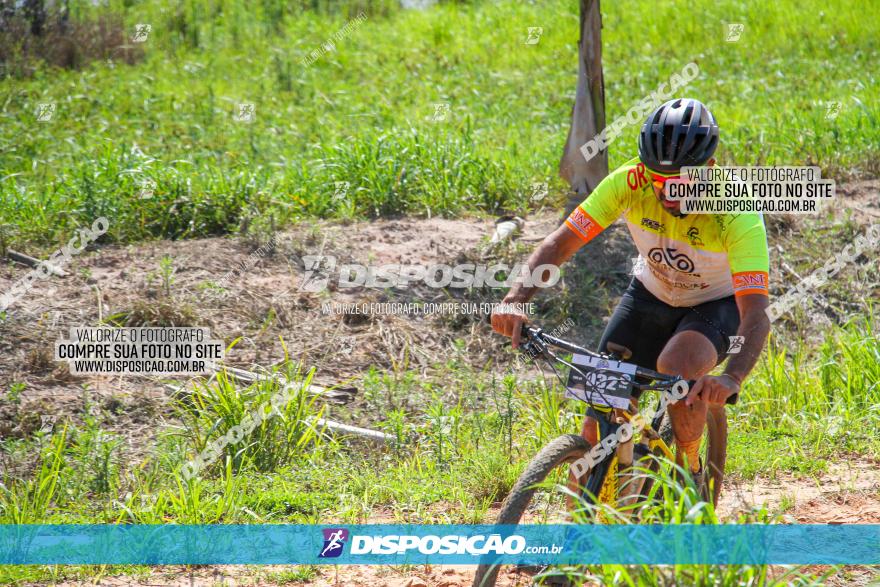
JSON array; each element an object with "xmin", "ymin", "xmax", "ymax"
[
  {"xmin": 318, "ymin": 528, "xmax": 349, "ymax": 558},
  {"xmin": 326, "ymin": 532, "xmax": 562, "ymax": 556},
  {"xmin": 299, "ymin": 255, "xmax": 561, "ymax": 292}
]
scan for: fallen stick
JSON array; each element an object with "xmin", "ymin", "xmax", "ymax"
[
  {"xmin": 315, "ymin": 418, "xmax": 395, "ymax": 443},
  {"xmin": 851, "ymin": 204, "xmax": 880, "ymax": 219},
  {"xmin": 164, "ymin": 378, "xmax": 391, "ymax": 443},
  {"xmin": 220, "ymin": 365, "xmax": 357, "ymax": 404},
  {"xmin": 776, "ymin": 254, "xmax": 839, "ymax": 319},
  {"xmin": 6, "ymin": 249, "xmax": 67, "ymax": 276},
  {"xmin": 161, "ymin": 366, "xmax": 357, "ymax": 406},
  {"xmin": 163, "ymin": 365, "xmax": 392, "ymax": 443}
]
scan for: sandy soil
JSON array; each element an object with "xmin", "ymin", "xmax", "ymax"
[{"xmin": 0, "ymin": 211, "xmax": 562, "ymax": 471}]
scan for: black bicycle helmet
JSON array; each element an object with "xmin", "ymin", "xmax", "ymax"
[{"xmin": 638, "ymin": 98, "xmax": 719, "ymax": 174}]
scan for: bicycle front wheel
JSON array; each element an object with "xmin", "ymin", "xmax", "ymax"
[{"xmin": 472, "ymin": 433, "xmax": 592, "ymax": 587}]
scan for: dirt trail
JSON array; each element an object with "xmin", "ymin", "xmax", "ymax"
[
  {"xmin": 0, "ymin": 212, "xmax": 562, "ymax": 465},
  {"xmin": 720, "ymin": 460, "xmax": 880, "ymax": 523}
]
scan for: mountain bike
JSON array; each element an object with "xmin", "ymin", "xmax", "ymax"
[{"xmin": 472, "ymin": 323, "xmax": 729, "ymax": 587}]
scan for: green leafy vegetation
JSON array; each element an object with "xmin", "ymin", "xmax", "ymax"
[
  {"xmin": 729, "ymin": 315, "xmax": 880, "ymax": 477},
  {"xmin": 1, "ymin": 0, "xmax": 877, "ymax": 585},
  {"xmin": 1, "ymin": 0, "xmax": 877, "ymax": 247},
  {"xmin": 1, "ymin": 318, "xmax": 877, "ymax": 583}
]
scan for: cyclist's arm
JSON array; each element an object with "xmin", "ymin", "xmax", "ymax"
[
  {"xmin": 724, "ymin": 214, "xmax": 771, "ymax": 387},
  {"xmin": 693, "ymin": 292, "xmax": 770, "ymax": 406},
  {"xmin": 493, "ymin": 165, "xmax": 632, "ymax": 346},
  {"xmin": 691, "ymin": 214, "xmax": 771, "ymax": 405},
  {"xmin": 501, "ymin": 224, "xmax": 584, "ymax": 305},
  {"xmin": 501, "ymin": 183, "xmax": 619, "ymax": 301},
  {"xmin": 493, "ymin": 225, "xmax": 585, "ymax": 347},
  {"xmin": 724, "ymin": 293, "xmax": 771, "ymax": 385}
]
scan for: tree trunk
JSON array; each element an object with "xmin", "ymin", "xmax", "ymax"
[
  {"xmin": 23, "ymin": 0, "xmax": 47, "ymax": 36},
  {"xmin": 559, "ymin": 0, "xmax": 608, "ymax": 219}
]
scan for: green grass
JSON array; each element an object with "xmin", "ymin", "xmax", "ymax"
[
  {"xmin": 265, "ymin": 567, "xmax": 319, "ymax": 584},
  {"xmin": 727, "ymin": 314, "xmax": 880, "ymax": 478},
  {"xmin": 174, "ymin": 365, "xmax": 325, "ymax": 476},
  {"xmin": 1, "ymin": 1, "xmax": 878, "ymax": 584},
  {"xmin": 1, "ymin": 316, "xmax": 877, "ymax": 583},
  {"xmin": 1, "ymin": 0, "xmax": 877, "ymax": 247}
]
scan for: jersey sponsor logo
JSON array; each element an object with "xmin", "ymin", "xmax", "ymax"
[
  {"xmin": 732, "ymin": 271, "xmax": 769, "ymax": 295},
  {"xmin": 626, "ymin": 163, "xmax": 650, "ymax": 191},
  {"xmin": 640, "ymin": 217, "xmax": 665, "ymax": 233},
  {"xmin": 570, "ymin": 208, "xmax": 594, "ymax": 232},
  {"xmin": 646, "ymin": 264, "xmax": 709, "ymax": 289},
  {"xmin": 686, "ymin": 227, "xmax": 704, "ymax": 246},
  {"xmin": 565, "ymin": 207, "xmax": 602, "ymax": 242},
  {"xmin": 647, "ymin": 247, "xmax": 696, "ymax": 274}
]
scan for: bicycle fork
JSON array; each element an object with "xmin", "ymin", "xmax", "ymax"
[
  {"xmin": 582, "ymin": 399, "xmax": 676, "ymax": 508},
  {"xmin": 616, "ymin": 424, "xmax": 657, "ymax": 507},
  {"xmin": 616, "ymin": 400, "xmax": 675, "ymax": 508}
]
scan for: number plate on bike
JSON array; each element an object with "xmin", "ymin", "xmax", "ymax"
[{"xmin": 564, "ymin": 354, "xmax": 636, "ymax": 409}]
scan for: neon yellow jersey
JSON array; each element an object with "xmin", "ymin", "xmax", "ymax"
[{"xmin": 565, "ymin": 157, "xmax": 769, "ymax": 307}]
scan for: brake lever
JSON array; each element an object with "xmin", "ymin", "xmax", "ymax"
[{"xmin": 518, "ymin": 325, "xmax": 548, "ymax": 359}]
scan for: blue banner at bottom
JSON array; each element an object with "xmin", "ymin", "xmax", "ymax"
[{"xmin": 0, "ymin": 524, "xmax": 877, "ymax": 565}]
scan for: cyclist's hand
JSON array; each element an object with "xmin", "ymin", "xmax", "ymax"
[
  {"xmin": 686, "ymin": 374, "xmax": 740, "ymax": 406},
  {"xmin": 490, "ymin": 303, "xmax": 528, "ymax": 349}
]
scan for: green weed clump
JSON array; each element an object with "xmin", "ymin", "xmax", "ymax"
[
  {"xmin": 726, "ymin": 314, "xmax": 880, "ymax": 477},
  {"xmin": 174, "ymin": 365, "xmax": 325, "ymax": 476},
  {"xmin": 1, "ymin": 0, "xmax": 877, "ymax": 247},
  {"xmin": 0, "ymin": 429, "xmax": 66, "ymax": 524}
]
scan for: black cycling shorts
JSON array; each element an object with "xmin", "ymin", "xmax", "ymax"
[{"xmin": 598, "ymin": 278, "xmax": 741, "ymax": 372}]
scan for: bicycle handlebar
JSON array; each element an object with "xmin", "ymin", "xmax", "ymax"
[
  {"xmin": 487, "ymin": 314, "xmax": 692, "ymax": 390},
  {"xmin": 517, "ymin": 323, "xmax": 690, "ymax": 390}
]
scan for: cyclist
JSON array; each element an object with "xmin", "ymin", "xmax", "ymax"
[{"xmin": 491, "ymin": 98, "xmax": 771, "ymax": 482}]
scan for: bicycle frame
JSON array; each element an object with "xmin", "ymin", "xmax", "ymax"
[{"xmin": 518, "ymin": 324, "xmax": 685, "ymax": 505}]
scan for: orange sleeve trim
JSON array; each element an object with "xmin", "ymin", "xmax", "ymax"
[
  {"xmin": 732, "ymin": 271, "xmax": 769, "ymax": 297},
  {"xmin": 564, "ymin": 207, "xmax": 604, "ymax": 244}
]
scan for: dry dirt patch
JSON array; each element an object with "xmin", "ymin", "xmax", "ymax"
[{"xmin": 0, "ymin": 212, "xmax": 567, "ymax": 454}]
